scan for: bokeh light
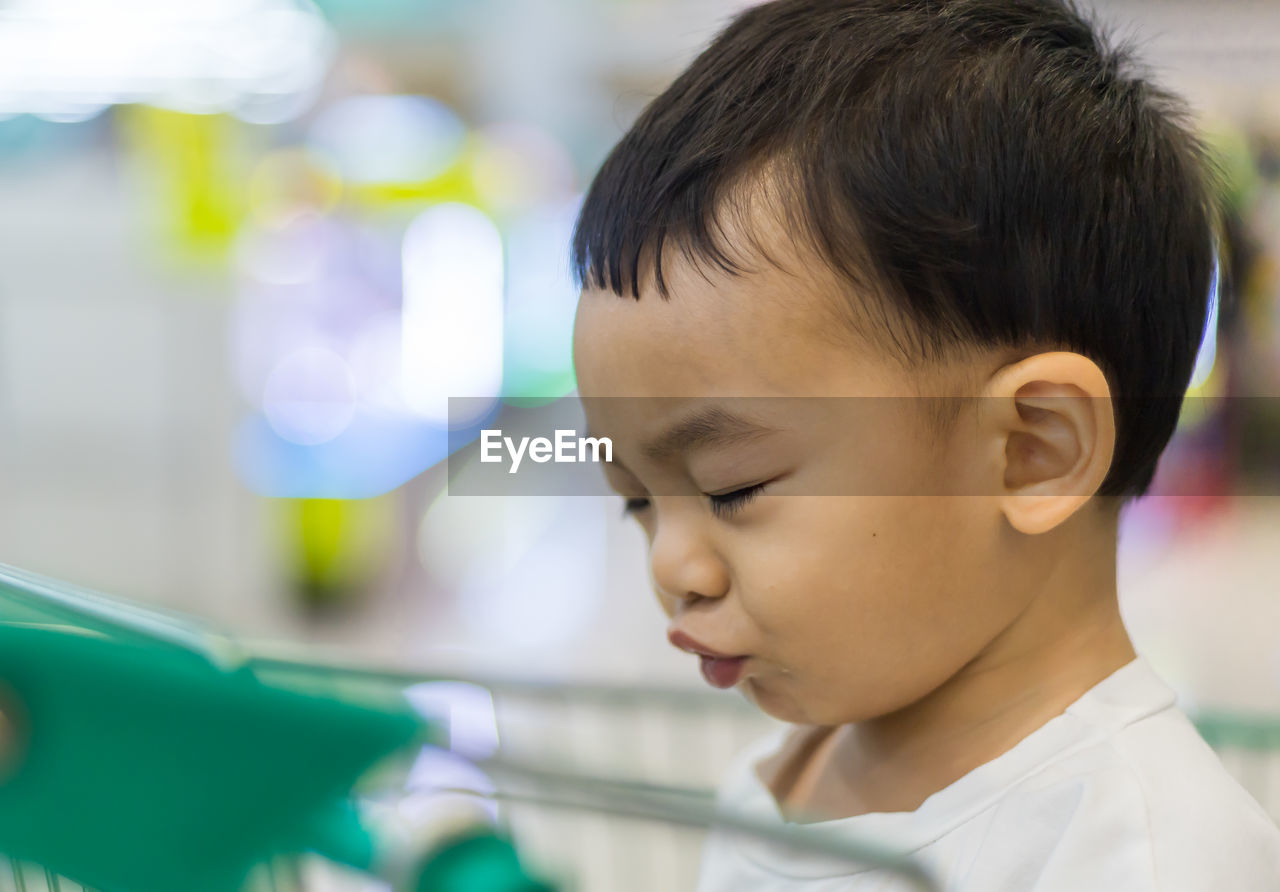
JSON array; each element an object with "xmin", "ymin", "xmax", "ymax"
[
  {"xmin": 470, "ymin": 121, "xmax": 576, "ymax": 215},
  {"xmin": 262, "ymin": 344, "xmax": 358, "ymax": 446},
  {"xmin": 246, "ymin": 148, "xmax": 344, "ymax": 224},
  {"xmin": 307, "ymin": 95, "xmax": 466, "ymax": 185},
  {"xmin": 401, "ymin": 202, "xmax": 504, "ymax": 427},
  {"xmin": 0, "ymin": 0, "xmax": 336, "ymax": 122}
]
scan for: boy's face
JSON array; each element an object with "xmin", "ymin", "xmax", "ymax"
[{"xmin": 572, "ymin": 235, "xmax": 1044, "ymax": 727}]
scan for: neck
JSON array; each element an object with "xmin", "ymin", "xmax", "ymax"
[{"xmin": 804, "ymin": 511, "xmax": 1134, "ymax": 820}]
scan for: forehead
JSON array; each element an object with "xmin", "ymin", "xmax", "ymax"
[{"xmin": 572, "ymin": 242, "xmax": 872, "ymax": 400}]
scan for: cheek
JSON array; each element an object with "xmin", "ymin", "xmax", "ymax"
[{"xmin": 735, "ymin": 496, "xmax": 1009, "ymax": 722}]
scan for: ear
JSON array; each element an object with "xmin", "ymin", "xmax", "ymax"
[{"xmin": 978, "ymin": 352, "xmax": 1116, "ymax": 535}]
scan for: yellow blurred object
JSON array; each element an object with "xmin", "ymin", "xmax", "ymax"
[
  {"xmin": 273, "ymin": 496, "xmax": 398, "ymax": 610},
  {"xmin": 118, "ymin": 105, "xmax": 246, "ymax": 266},
  {"xmin": 344, "ymin": 152, "xmax": 482, "ymax": 209}
]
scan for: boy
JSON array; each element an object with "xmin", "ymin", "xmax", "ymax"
[{"xmin": 568, "ymin": 0, "xmax": 1280, "ymax": 889}]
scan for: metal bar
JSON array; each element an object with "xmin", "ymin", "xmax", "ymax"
[
  {"xmin": 470, "ymin": 755, "xmax": 939, "ymax": 890},
  {"xmin": 248, "ymin": 651, "xmax": 745, "ymax": 713}
]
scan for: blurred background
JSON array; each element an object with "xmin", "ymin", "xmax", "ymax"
[{"xmin": 0, "ymin": 0, "xmax": 1278, "ymax": 887}]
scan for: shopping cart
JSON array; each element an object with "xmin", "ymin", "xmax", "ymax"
[
  {"xmin": 5, "ymin": 563, "xmax": 1276, "ymax": 892},
  {"xmin": 268, "ymin": 662, "xmax": 1280, "ymax": 890},
  {"xmin": 0, "ymin": 563, "xmax": 937, "ymax": 892}
]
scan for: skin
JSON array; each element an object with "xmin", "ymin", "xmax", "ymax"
[{"xmin": 572, "ymin": 216, "xmax": 1137, "ymax": 822}]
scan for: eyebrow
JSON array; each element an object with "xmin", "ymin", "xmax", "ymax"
[{"xmin": 637, "ymin": 404, "xmax": 779, "ymax": 464}]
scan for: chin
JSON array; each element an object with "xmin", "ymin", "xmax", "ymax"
[
  {"xmin": 742, "ymin": 676, "xmax": 879, "ymax": 727},
  {"xmin": 741, "ymin": 677, "xmax": 827, "ymax": 726}
]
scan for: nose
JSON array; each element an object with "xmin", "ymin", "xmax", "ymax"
[{"xmin": 648, "ymin": 509, "xmax": 730, "ymax": 609}]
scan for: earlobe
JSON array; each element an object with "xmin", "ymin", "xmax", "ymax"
[{"xmin": 982, "ymin": 352, "xmax": 1116, "ymax": 535}]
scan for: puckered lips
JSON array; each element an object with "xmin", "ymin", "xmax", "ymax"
[{"xmin": 667, "ymin": 629, "xmax": 748, "ymax": 689}]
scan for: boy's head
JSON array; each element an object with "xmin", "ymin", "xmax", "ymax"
[{"xmin": 570, "ymin": 0, "xmax": 1218, "ymax": 724}]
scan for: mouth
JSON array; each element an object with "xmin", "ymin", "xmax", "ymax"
[{"xmin": 667, "ymin": 629, "xmax": 749, "ymax": 690}]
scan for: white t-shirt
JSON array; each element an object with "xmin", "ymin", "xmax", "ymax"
[{"xmin": 696, "ymin": 657, "xmax": 1280, "ymax": 891}]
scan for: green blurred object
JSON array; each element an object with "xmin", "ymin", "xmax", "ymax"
[
  {"xmin": 416, "ymin": 832, "xmax": 555, "ymax": 892},
  {"xmin": 0, "ymin": 563, "xmax": 554, "ymax": 892},
  {"xmin": 1195, "ymin": 711, "xmax": 1280, "ymax": 751},
  {"xmin": 0, "ymin": 624, "xmax": 416, "ymax": 891}
]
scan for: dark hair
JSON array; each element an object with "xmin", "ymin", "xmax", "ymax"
[{"xmin": 571, "ymin": 0, "xmax": 1222, "ymax": 498}]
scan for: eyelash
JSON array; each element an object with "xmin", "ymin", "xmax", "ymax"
[
  {"xmin": 708, "ymin": 482, "xmax": 767, "ymax": 519},
  {"xmin": 622, "ymin": 497, "xmax": 650, "ymax": 517},
  {"xmin": 620, "ymin": 483, "xmax": 768, "ymax": 520}
]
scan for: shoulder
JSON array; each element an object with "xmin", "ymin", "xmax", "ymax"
[
  {"xmin": 1105, "ymin": 706, "xmax": 1280, "ymax": 889},
  {"xmin": 977, "ymin": 705, "xmax": 1280, "ymax": 891}
]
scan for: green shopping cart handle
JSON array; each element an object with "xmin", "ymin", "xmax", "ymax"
[
  {"xmin": 0, "ymin": 621, "xmax": 428, "ymax": 891},
  {"xmin": 0, "ymin": 564, "xmax": 555, "ymax": 892}
]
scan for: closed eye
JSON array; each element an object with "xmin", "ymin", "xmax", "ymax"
[
  {"xmin": 621, "ymin": 496, "xmax": 650, "ymax": 517},
  {"xmin": 707, "ymin": 482, "xmax": 767, "ymax": 519},
  {"xmin": 621, "ymin": 482, "xmax": 769, "ymax": 520}
]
